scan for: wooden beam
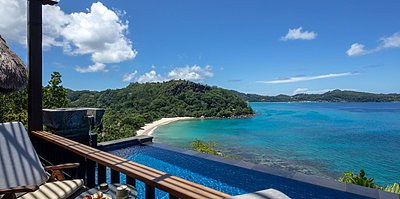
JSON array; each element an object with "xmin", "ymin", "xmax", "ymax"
[{"xmin": 27, "ymin": 0, "xmax": 43, "ymax": 133}]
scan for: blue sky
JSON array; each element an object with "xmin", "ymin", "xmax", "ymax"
[{"xmin": 1, "ymin": 0, "xmax": 399, "ymax": 95}]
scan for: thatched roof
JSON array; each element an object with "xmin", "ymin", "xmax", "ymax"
[{"xmin": 0, "ymin": 34, "xmax": 28, "ymax": 94}]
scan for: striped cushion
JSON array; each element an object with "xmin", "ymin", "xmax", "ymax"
[{"xmin": 18, "ymin": 179, "xmax": 84, "ymax": 199}]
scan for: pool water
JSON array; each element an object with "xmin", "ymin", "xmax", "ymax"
[{"xmin": 109, "ymin": 145, "xmax": 370, "ymax": 199}]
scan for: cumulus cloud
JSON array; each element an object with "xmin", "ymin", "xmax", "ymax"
[
  {"xmin": 0, "ymin": 0, "xmax": 136, "ymax": 72},
  {"xmin": 41, "ymin": 5, "xmax": 69, "ymax": 49},
  {"xmin": 346, "ymin": 43, "xmax": 366, "ymax": 56},
  {"xmin": 0, "ymin": 0, "xmax": 27, "ymax": 45},
  {"xmin": 122, "ymin": 70, "xmax": 138, "ymax": 82},
  {"xmin": 60, "ymin": 2, "xmax": 136, "ymax": 63},
  {"xmin": 347, "ymin": 32, "xmax": 400, "ymax": 56},
  {"xmin": 137, "ymin": 70, "xmax": 166, "ymax": 83},
  {"xmin": 281, "ymin": 27, "xmax": 317, "ymax": 41},
  {"xmin": 125, "ymin": 65, "xmax": 214, "ymax": 83},
  {"xmin": 168, "ymin": 65, "xmax": 213, "ymax": 81},
  {"xmin": 75, "ymin": 63, "xmax": 108, "ymax": 73},
  {"xmin": 258, "ymin": 72, "xmax": 357, "ymax": 84}
]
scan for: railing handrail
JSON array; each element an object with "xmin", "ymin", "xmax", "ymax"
[{"xmin": 32, "ymin": 131, "xmax": 231, "ymax": 199}]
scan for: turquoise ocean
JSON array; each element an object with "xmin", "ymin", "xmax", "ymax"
[{"xmin": 153, "ymin": 102, "xmax": 400, "ymax": 185}]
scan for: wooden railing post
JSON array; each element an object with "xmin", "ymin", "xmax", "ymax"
[
  {"xmin": 86, "ymin": 159, "xmax": 96, "ymax": 188},
  {"xmin": 97, "ymin": 164, "xmax": 107, "ymax": 184},
  {"xmin": 145, "ymin": 184, "xmax": 155, "ymax": 199},
  {"xmin": 76, "ymin": 154, "xmax": 86, "ymax": 182},
  {"xmin": 126, "ymin": 176, "xmax": 136, "ymax": 187},
  {"xmin": 169, "ymin": 195, "xmax": 179, "ymax": 199},
  {"xmin": 111, "ymin": 169, "xmax": 119, "ymax": 183}
]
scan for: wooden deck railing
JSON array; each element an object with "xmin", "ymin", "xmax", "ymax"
[{"xmin": 31, "ymin": 131, "xmax": 231, "ymax": 199}]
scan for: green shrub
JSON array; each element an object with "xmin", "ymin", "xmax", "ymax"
[
  {"xmin": 383, "ymin": 183, "xmax": 400, "ymax": 194},
  {"xmin": 338, "ymin": 170, "xmax": 377, "ymax": 188},
  {"xmin": 339, "ymin": 170, "xmax": 399, "ymax": 195}
]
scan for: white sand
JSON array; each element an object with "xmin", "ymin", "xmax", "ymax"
[{"xmin": 136, "ymin": 117, "xmax": 194, "ymax": 136}]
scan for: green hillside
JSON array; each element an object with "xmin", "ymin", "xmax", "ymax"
[
  {"xmin": 68, "ymin": 80, "xmax": 254, "ymax": 141},
  {"xmin": 235, "ymin": 90, "xmax": 400, "ymax": 102}
]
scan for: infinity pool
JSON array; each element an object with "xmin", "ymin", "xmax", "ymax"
[{"xmin": 107, "ymin": 144, "xmax": 372, "ymax": 199}]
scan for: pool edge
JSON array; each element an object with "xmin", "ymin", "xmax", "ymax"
[{"xmin": 147, "ymin": 142, "xmax": 399, "ymax": 199}]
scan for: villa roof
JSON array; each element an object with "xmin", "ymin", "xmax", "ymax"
[{"xmin": 0, "ymin": 34, "xmax": 28, "ymax": 94}]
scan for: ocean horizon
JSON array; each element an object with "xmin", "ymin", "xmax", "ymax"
[{"xmin": 153, "ymin": 102, "xmax": 400, "ymax": 186}]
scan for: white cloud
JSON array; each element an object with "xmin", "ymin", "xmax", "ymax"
[
  {"xmin": 122, "ymin": 70, "xmax": 138, "ymax": 82},
  {"xmin": 346, "ymin": 43, "xmax": 366, "ymax": 56},
  {"xmin": 61, "ymin": 2, "xmax": 136, "ymax": 63},
  {"xmin": 347, "ymin": 32, "xmax": 400, "ymax": 56},
  {"xmin": 127, "ymin": 65, "xmax": 214, "ymax": 83},
  {"xmin": 258, "ymin": 72, "xmax": 357, "ymax": 84},
  {"xmin": 281, "ymin": 27, "xmax": 317, "ymax": 41},
  {"xmin": 293, "ymin": 88, "xmax": 354, "ymax": 95},
  {"xmin": 75, "ymin": 63, "xmax": 108, "ymax": 73},
  {"xmin": 168, "ymin": 65, "xmax": 213, "ymax": 81},
  {"xmin": 293, "ymin": 88, "xmax": 309, "ymax": 95},
  {"xmin": 0, "ymin": 0, "xmax": 136, "ymax": 72},
  {"xmin": 42, "ymin": 5, "xmax": 69, "ymax": 49},
  {"xmin": 377, "ymin": 32, "xmax": 400, "ymax": 49},
  {"xmin": 0, "ymin": 0, "xmax": 27, "ymax": 45},
  {"xmin": 137, "ymin": 70, "xmax": 166, "ymax": 83}
]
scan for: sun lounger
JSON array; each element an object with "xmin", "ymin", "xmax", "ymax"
[{"xmin": 0, "ymin": 122, "xmax": 85, "ymax": 199}]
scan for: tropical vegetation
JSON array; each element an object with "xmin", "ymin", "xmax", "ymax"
[
  {"xmin": 339, "ymin": 170, "xmax": 400, "ymax": 195},
  {"xmin": 68, "ymin": 80, "xmax": 254, "ymax": 142},
  {"xmin": 1, "ymin": 72, "xmax": 254, "ymax": 142},
  {"xmin": 0, "ymin": 88, "xmax": 28, "ymax": 125},
  {"xmin": 43, "ymin": 72, "xmax": 68, "ymax": 108},
  {"xmin": 339, "ymin": 170, "xmax": 378, "ymax": 188},
  {"xmin": 0, "ymin": 71, "xmax": 69, "ymax": 125},
  {"xmin": 384, "ymin": 183, "xmax": 400, "ymax": 194},
  {"xmin": 190, "ymin": 139, "xmax": 237, "ymax": 159}
]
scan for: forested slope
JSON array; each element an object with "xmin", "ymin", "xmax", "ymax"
[{"xmin": 68, "ymin": 80, "xmax": 254, "ymax": 141}]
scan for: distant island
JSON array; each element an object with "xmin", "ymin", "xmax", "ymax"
[
  {"xmin": 68, "ymin": 80, "xmax": 254, "ymax": 141},
  {"xmin": 233, "ymin": 90, "xmax": 400, "ymax": 102}
]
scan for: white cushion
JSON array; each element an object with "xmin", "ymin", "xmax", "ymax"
[
  {"xmin": 18, "ymin": 179, "xmax": 84, "ymax": 199},
  {"xmin": 228, "ymin": 188, "xmax": 290, "ymax": 199}
]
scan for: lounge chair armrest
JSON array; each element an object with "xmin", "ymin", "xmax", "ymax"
[
  {"xmin": 45, "ymin": 163, "xmax": 80, "ymax": 182},
  {"xmin": 44, "ymin": 163, "xmax": 80, "ymax": 171},
  {"xmin": 0, "ymin": 185, "xmax": 39, "ymax": 194}
]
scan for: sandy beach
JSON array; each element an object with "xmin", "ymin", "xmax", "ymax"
[{"xmin": 136, "ymin": 117, "xmax": 194, "ymax": 136}]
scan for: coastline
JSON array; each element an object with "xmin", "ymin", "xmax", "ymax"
[
  {"xmin": 136, "ymin": 114, "xmax": 254, "ymax": 136},
  {"xmin": 136, "ymin": 117, "xmax": 194, "ymax": 136}
]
